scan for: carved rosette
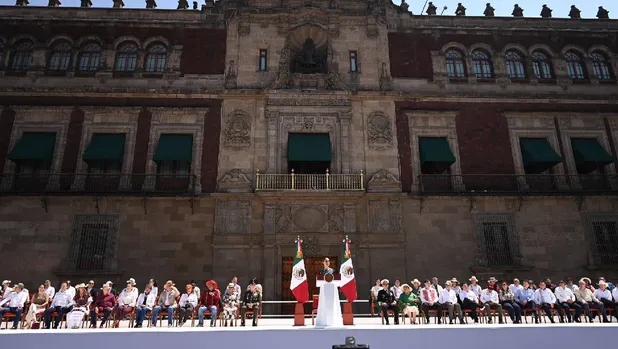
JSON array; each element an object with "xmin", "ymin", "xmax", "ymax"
[
  {"xmin": 367, "ymin": 169, "xmax": 402, "ymax": 193},
  {"xmin": 215, "ymin": 200, "xmax": 251, "ymax": 235},
  {"xmin": 367, "ymin": 111, "xmax": 394, "ymax": 150},
  {"xmin": 223, "ymin": 110, "xmax": 252, "ymax": 150},
  {"xmin": 217, "ymin": 169, "xmax": 252, "ymax": 193}
]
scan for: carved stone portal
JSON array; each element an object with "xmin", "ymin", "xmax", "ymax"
[
  {"xmin": 223, "ymin": 110, "xmax": 251, "ymax": 150},
  {"xmin": 367, "ymin": 169, "xmax": 402, "ymax": 193},
  {"xmin": 367, "ymin": 111, "xmax": 393, "ymax": 150},
  {"xmin": 264, "ymin": 204, "xmax": 356, "ymax": 234},
  {"xmin": 217, "ymin": 169, "xmax": 251, "ymax": 193},
  {"xmin": 215, "ymin": 200, "xmax": 251, "ymax": 235},
  {"xmin": 368, "ymin": 200, "xmax": 403, "ymax": 234}
]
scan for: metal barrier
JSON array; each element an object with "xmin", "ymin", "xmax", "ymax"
[{"xmin": 255, "ymin": 169, "xmax": 365, "ymax": 191}]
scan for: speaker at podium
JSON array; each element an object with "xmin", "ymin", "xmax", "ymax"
[{"xmin": 314, "ymin": 272, "xmax": 343, "ymax": 328}]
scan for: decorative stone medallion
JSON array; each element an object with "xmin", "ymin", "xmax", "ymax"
[
  {"xmin": 223, "ymin": 110, "xmax": 251, "ymax": 150},
  {"xmin": 367, "ymin": 111, "xmax": 393, "ymax": 150}
]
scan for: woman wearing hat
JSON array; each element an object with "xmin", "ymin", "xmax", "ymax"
[
  {"xmin": 67, "ymin": 284, "xmax": 91, "ymax": 329},
  {"xmin": 399, "ymin": 284, "xmax": 419, "ymax": 324},
  {"xmin": 197, "ymin": 280, "xmax": 220, "ymax": 327},
  {"xmin": 222, "ymin": 283, "xmax": 240, "ymax": 326}
]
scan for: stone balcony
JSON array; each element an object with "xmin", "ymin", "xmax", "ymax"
[{"xmin": 254, "ymin": 169, "xmax": 365, "ymax": 191}]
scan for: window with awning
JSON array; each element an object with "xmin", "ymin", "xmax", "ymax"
[
  {"xmin": 153, "ymin": 134, "xmax": 193, "ymax": 175},
  {"xmin": 83, "ymin": 134, "xmax": 126, "ymax": 173},
  {"xmin": 519, "ymin": 138, "xmax": 562, "ymax": 174},
  {"xmin": 287, "ymin": 133, "xmax": 332, "ymax": 174},
  {"xmin": 8, "ymin": 132, "xmax": 57, "ymax": 173},
  {"xmin": 571, "ymin": 138, "xmax": 614, "ymax": 174},
  {"xmin": 419, "ymin": 137, "xmax": 456, "ymax": 174}
]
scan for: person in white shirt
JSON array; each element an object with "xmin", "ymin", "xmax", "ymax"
[
  {"xmin": 113, "ymin": 279, "xmax": 138, "ymax": 328},
  {"xmin": 460, "ymin": 283, "xmax": 480, "ymax": 323},
  {"xmin": 66, "ymin": 280, "xmax": 76, "ymax": 299},
  {"xmin": 480, "ymin": 287, "xmax": 504, "ymax": 324},
  {"xmin": 450, "ymin": 278, "xmax": 461, "ymax": 299},
  {"xmin": 43, "ymin": 282, "xmax": 74, "ymax": 329},
  {"xmin": 0, "ymin": 284, "xmax": 28, "ymax": 329},
  {"xmin": 134, "ymin": 284, "xmax": 157, "ymax": 328},
  {"xmin": 468, "ymin": 276, "xmax": 482, "ymax": 302},
  {"xmin": 555, "ymin": 280, "xmax": 581, "ymax": 323},
  {"xmin": 370, "ymin": 279, "xmax": 382, "ymax": 315},
  {"xmin": 535, "ymin": 281, "xmax": 557, "ymax": 323},
  {"xmin": 1, "ymin": 280, "xmax": 13, "ymax": 300},
  {"xmin": 594, "ymin": 281, "xmax": 617, "ymax": 321},
  {"xmin": 44, "ymin": 280, "xmax": 55, "ymax": 299},
  {"xmin": 420, "ymin": 279, "xmax": 441, "ymax": 324},
  {"xmin": 438, "ymin": 281, "xmax": 464, "ymax": 324},
  {"xmin": 509, "ymin": 278, "xmax": 523, "ymax": 297},
  {"xmin": 390, "ymin": 279, "xmax": 403, "ymax": 300},
  {"xmin": 178, "ymin": 284, "xmax": 198, "ymax": 327},
  {"xmin": 613, "ymin": 286, "xmax": 618, "ymax": 304}
]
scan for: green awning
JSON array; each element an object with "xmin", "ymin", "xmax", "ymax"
[
  {"xmin": 419, "ymin": 137, "xmax": 456, "ymax": 165},
  {"xmin": 288, "ymin": 133, "xmax": 332, "ymax": 162},
  {"xmin": 7, "ymin": 132, "xmax": 57, "ymax": 161},
  {"xmin": 571, "ymin": 138, "xmax": 614, "ymax": 165},
  {"xmin": 83, "ymin": 134, "xmax": 126, "ymax": 161},
  {"xmin": 519, "ymin": 138, "xmax": 562, "ymax": 168},
  {"xmin": 153, "ymin": 134, "xmax": 193, "ymax": 162}
]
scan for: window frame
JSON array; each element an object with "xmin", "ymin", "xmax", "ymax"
[
  {"xmin": 471, "ymin": 50, "xmax": 494, "ymax": 79},
  {"xmin": 68, "ymin": 215, "xmax": 119, "ymax": 272},
  {"xmin": 474, "ymin": 214, "xmax": 520, "ymax": 268},
  {"xmin": 258, "ymin": 49, "xmax": 268, "ymax": 72},
  {"xmin": 349, "ymin": 50, "xmax": 358, "ymax": 73},
  {"xmin": 531, "ymin": 51, "xmax": 554, "ymax": 80},
  {"xmin": 157, "ymin": 160, "xmax": 191, "ymax": 177},
  {"xmin": 585, "ymin": 214, "xmax": 618, "ymax": 267},
  {"xmin": 77, "ymin": 42, "xmax": 102, "ymax": 73},
  {"xmin": 9, "ymin": 40, "xmax": 34, "ymax": 72},
  {"xmin": 590, "ymin": 51, "xmax": 613, "ymax": 81},
  {"xmin": 144, "ymin": 43, "xmax": 168, "ymax": 74},
  {"xmin": 505, "ymin": 50, "xmax": 527, "ymax": 80},
  {"xmin": 47, "ymin": 41, "xmax": 73, "ymax": 72},
  {"xmin": 444, "ymin": 49, "xmax": 466, "ymax": 79},
  {"xmin": 114, "ymin": 42, "xmax": 139, "ymax": 73},
  {"xmin": 564, "ymin": 51, "xmax": 587, "ymax": 81}
]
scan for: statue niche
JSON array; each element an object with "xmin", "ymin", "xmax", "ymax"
[{"xmin": 292, "ymin": 38, "xmax": 327, "ymax": 74}]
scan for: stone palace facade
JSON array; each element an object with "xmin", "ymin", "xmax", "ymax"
[{"xmin": 1, "ymin": 1, "xmax": 618, "ymax": 313}]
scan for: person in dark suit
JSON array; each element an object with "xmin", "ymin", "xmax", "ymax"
[{"xmin": 377, "ymin": 279, "xmax": 399, "ymax": 325}]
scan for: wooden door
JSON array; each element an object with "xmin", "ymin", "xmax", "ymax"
[{"xmin": 281, "ymin": 257, "xmax": 338, "ymax": 315}]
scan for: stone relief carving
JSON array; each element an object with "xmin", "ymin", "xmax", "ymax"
[
  {"xmin": 215, "ymin": 200, "xmax": 251, "ymax": 235},
  {"xmin": 303, "ymin": 118, "xmax": 315, "ymax": 131},
  {"xmin": 223, "ymin": 110, "xmax": 252, "ymax": 150},
  {"xmin": 379, "ymin": 62, "xmax": 392, "ymax": 91},
  {"xmin": 266, "ymin": 98, "xmax": 351, "ymax": 106},
  {"xmin": 367, "ymin": 111, "xmax": 393, "ymax": 150},
  {"xmin": 217, "ymin": 169, "xmax": 252, "ymax": 193},
  {"xmin": 224, "ymin": 60, "xmax": 237, "ymax": 89},
  {"xmin": 367, "ymin": 169, "xmax": 402, "ymax": 193},
  {"xmin": 264, "ymin": 204, "xmax": 356, "ymax": 234},
  {"xmin": 302, "ymin": 236, "xmax": 319, "ymax": 257},
  {"xmin": 238, "ymin": 22, "xmax": 250, "ymax": 36},
  {"xmin": 369, "ymin": 200, "xmax": 403, "ymax": 234}
]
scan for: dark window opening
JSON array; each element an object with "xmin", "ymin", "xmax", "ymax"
[
  {"xmin": 591, "ymin": 221, "xmax": 618, "ymax": 265},
  {"xmin": 292, "ymin": 39, "xmax": 328, "ymax": 74},
  {"xmin": 482, "ymin": 222, "xmax": 513, "ymax": 267},
  {"xmin": 259, "ymin": 49, "xmax": 268, "ymax": 72},
  {"xmin": 288, "ymin": 161, "xmax": 330, "ymax": 175},
  {"xmin": 349, "ymin": 51, "xmax": 358, "ymax": 72}
]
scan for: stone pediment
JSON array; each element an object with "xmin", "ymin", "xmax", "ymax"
[
  {"xmin": 367, "ymin": 169, "xmax": 401, "ymax": 193},
  {"xmin": 217, "ymin": 169, "xmax": 252, "ymax": 193}
]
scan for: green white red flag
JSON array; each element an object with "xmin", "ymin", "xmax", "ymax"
[
  {"xmin": 339, "ymin": 236, "xmax": 357, "ymax": 302},
  {"xmin": 290, "ymin": 237, "xmax": 309, "ymax": 303}
]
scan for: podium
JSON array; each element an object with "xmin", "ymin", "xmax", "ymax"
[{"xmin": 315, "ymin": 274, "xmax": 344, "ymax": 328}]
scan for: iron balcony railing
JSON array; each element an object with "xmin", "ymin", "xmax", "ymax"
[
  {"xmin": 417, "ymin": 174, "xmax": 618, "ymax": 196},
  {"xmin": 0, "ymin": 173, "xmax": 197, "ymax": 196},
  {"xmin": 255, "ymin": 169, "xmax": 365, "ymax": 191}
]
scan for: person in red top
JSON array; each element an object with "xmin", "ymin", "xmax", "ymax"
[
  {"xmin": 197, "ymin": 280, "xmax": 220, "ymax": 327},
  {"xmin": 89, "ymin": 284, "xmax": 116, "ymax": 328}
]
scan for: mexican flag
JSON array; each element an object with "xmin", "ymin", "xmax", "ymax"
[
  {"xmin": 290, "ymin": 237, "xmax": 309, "ymax": 303},
  {"xmin": 339, "ymin": 236, "xmax": 358, "ymax": 302}
]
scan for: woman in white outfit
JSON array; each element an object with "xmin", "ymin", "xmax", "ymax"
[
  {"xmin": 24, "ymin": 285, "xmax": 49, "ymax": 328},
  {"xmin": 67, "ymin": 284, "xmax": 91, "ymax": 329}
]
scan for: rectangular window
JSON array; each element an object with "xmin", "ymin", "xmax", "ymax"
[
  {"xmin": 158, "ymin": 160, "xmax": 191, "ymax": 176},
  {"xmin": 88, "ymin": 160, "xmax": 122, "ymax": 175},
  {"xmin": 67, "ymin": 215, "xmax": 119, "ymax": 272},
  {"xmin": 259, "ymin": 49, "xmax": 268, "ymax": 72},
  {"xmin": 349, "ymin": 51, "xmax": 358, "ymax": 72},
  {"xmin": 586, "ymin": 216, "xmax": 618, "ymax": 266},
  {"xmin": 475, "ymin": 214, "xmax": 519, "ymax": 267}
]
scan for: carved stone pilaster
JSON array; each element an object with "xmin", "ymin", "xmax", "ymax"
[{"xmin": 215, "ymin": 200, "xmax": 251, "ymax": 235}]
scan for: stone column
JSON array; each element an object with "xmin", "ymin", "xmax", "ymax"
[{"xmin": 266, "ymin": 110, "xmax": 279, "ymax": 173}]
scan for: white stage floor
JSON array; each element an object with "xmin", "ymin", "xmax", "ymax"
[{"xmin": 1, "ymin": 318, "xmax": 616, "ymax": 349}]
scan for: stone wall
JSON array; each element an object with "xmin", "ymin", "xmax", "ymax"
[{"xmin": 2, "ymin": 193, "xmax": 617, "ymax": 308}]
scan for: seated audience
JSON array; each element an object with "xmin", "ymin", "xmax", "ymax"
[
  {"xmin": 222, "ymin": 283, "xmax": 240, "ymax": 326},
  {"xmin": 574, "ymin": 280, "xmax": 608, "ymax": 323},
  {"xmin": 90, "ymin": 284, "xmax": 116, "ymax": 328},
  {"xmin": 555, "ymin": 280, "xmax": 581, "ymax": 323},
  {"xmin": 24, "ymin": 285, "xmax": 49, "ymax": 328},
  {"xmin": 241, "ymin": 278, "xmax": 262, "ymax": 327},
  {"xmin": 134, "ymin": 284, "xmax": 156, "ymax": 328},
  {"xmin": 420, "ymin": 279, "xmax": 440, "ymax": 324},
  {"xmin": 178, "ymin": 284, "xmax": 198, "ymax": 327},
  {"xmin": 67, "ymin": 284, "xmax": 91, "ymax": 329},
  {"xmin": 399, "ymin": 284, "xmax": 419, "ymax": 324},
  {"xmin": 44, "ymin": 282, "xmax": 73, "ymax": 329},
  {"xmin": 151, "ymin": 280, "xmax": 180, "ymax": 328},
  {"xmin": 197, "ymin": 280, "xmax": 220, "ymax": 327},
  {"xmin": 593, "ymin": 281, "xmax": 616, "ymax": 321},
  {"xmin": 460, "ymin": 283, "xmax": 480, "ymax": 323},
  {"xmin": 0, "ymin": 283, "xmax": 28, "ymax": 329},
  {"xmin": 481, "ymin": 286, "xmax": 504, "ymax": 324},
  {"xmin": 535, "ymin": 281, "xmax": 558, "ymax": 323},
  {"xmin": 499, "ymin": 281, "xmax": 521, "ymax": 323},
  {"xmin": 377, "ymin": 279, "xmax": 399, "ymax": 325},
  {"xmin": 439, "ymin": 281, "xmax": 463, "ymax": 324},
  {"xmin": 515, "ymin": 280, "xmax": 538, "ymax": 323},
  {"xmin": 113, "ymin": 279, "xmax": 138, "ymax": 328}
]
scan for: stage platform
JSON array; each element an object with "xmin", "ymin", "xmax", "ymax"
[{"xmin": 1, "ymin": 318, "xmax": 615, "ymax": 349}]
